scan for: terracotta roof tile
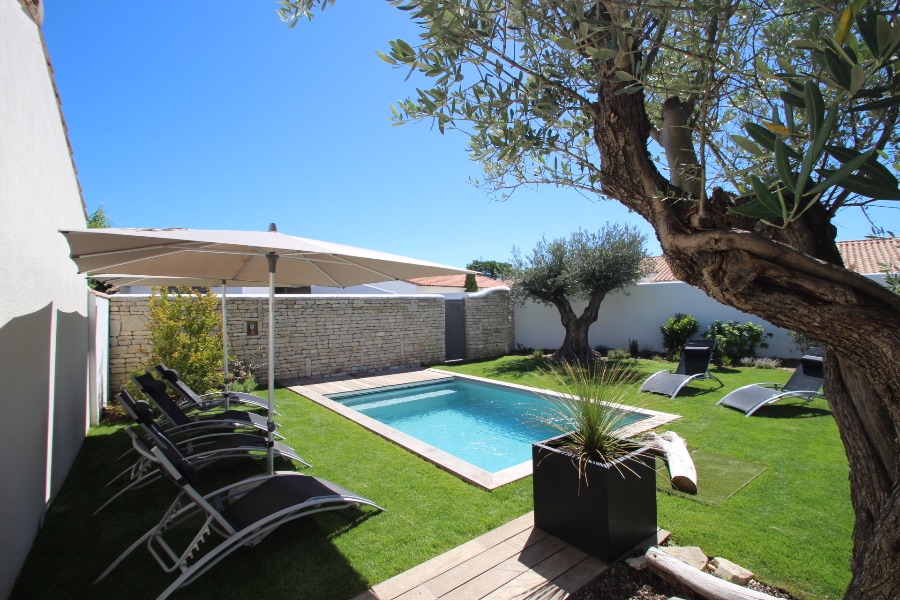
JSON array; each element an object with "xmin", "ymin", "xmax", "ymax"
[
  {"xmin": 404, "ymin": 274, "xmax": 510, "ymax": 289},
  {"xmin": 838, "ymin": 238, "xmax": 899, "ymax": 275},
  {"xmin": 643, "ymin": 238, "xmax": 898, "ymax": 283}
]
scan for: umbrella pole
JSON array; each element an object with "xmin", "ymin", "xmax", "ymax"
[
  {"xmin": 221, "ymin": 280, "xmax": 230, "ymax": 409},
  {"xmin": 266, "ymin": 253, "xmax": 278, "ymax": 475}
]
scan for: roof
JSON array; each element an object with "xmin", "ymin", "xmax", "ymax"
[
  {"xmin": 643, "ymin": 238, "xmax": 898, "ymax": 283},
  {"xmin": 838, "ymin": 238, "xmax": 899, "ymax": 275},
  {"xmin": 404, "ymin": 274, "xmax": 510, "ymax": 289}
]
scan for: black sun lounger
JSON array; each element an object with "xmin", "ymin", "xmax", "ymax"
[
  {"xmin": 639, "ymin": 339, "xmax": 723, "ymax": 398},
  {"xmin": 718, "ymin": 348, "xmax": 825, "ymax": 416},
  {"xmin": 132, "ymin": 372, "xmax": 282, "ymax": 439},
  {"xmin": 95, "ymin": 390, "xmax": 310, "ymax": 516},
  {"xmin": 153, "ymin": 364, "xmax": 272, "ymax": 413},
  {"xmin": 96, "ymin": 430, "xmax": 382, "ymax": 600}
]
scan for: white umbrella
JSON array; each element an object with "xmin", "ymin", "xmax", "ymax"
[{"xmin": 63, "ymin": 224, "xmax": 473, "ymax": 472}]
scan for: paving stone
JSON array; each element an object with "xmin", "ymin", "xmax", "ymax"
[{"xmin": 711, "ymin": 556, "xmax": 754, "ymax": 585}]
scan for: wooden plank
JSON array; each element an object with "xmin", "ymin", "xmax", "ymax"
[
  {"xmin": 423, "ymin": 529, "xmax": 538, "ymax": 598},
  {"xmin": 363, "ymin": 540, "xmax": 485, "ymax": 600},
  {"xmin": 480, "ymin": 545, "xmax": 596, "ymax": 600},
  {"xmin": 360, "ymin": 516, "xmax": 538, "ymax": 600},
  {"xmin": 543, "ymin": 555, "xmax": 606, "ymax": 595},
  {"xmin": 471, "ymin": 513, "xmax": 537, "ymax": 550},
  {"xmin": 440, "ymin": 534, "xmax": 570, "ymax": 600},
  {"xmin": 392, "ymin": 587, "xmax": 438, "ymax": 600}
]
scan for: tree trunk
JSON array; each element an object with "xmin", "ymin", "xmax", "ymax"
[
  {"xmin": 549, "ymin": 293, "xmax": 607, "ymax": 362},
  {"xmin": 591, "ymin": 80, "xmax": 900, "ymax": 598}
]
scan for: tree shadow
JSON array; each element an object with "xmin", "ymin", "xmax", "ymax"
[
  {"xmin": 12, "ymin": 423, "xmax": 376, "ymax": 600},
  {"xmin": 750, "ymin": 403, "xmax": 833, "ymax": 419}
]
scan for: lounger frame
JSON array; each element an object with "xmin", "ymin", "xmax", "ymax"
[{"xmin": 96, "ymin": 438, "xmax": 382, "ymax": 600}]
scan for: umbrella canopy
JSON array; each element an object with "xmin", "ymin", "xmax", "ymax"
[
  {"xmin": 63, "ymin": 226, "xmax": 468, "ymax": 287},
  {"xmin": 62, "ymin": 225, "xmax": 472, "ymax": 473}
]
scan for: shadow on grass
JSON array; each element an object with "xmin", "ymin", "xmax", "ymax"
[
  {"xmin": 11, "ymin": 424, "xmax": 373, "ymax": 600},
  {"xmin": 750, "ymin": 403, "xmax": 834, "ymax": 419},
  {"xmin": 462, "ymin": 356, "xmax": 547, "ymax": 378}
]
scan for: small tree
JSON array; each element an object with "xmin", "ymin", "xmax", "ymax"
[
  {"xmin": 704, "ymin": 320, "xmax": 772, "ymax": 365},
  {"xmin": 512, "ymin": 224, "xmax": 647, "ymax": 361},
  {"xmin": 144, "ymin": 286, "xmax": 224, "ymax": 393},
  {"xmin": 86, "ymin": 205, "xmax": 113, "ymax": 292},
  {"xmin": 660, "ymin": 313, "xmax": 699, "ymax": 360},
  {"xmin": 463, "ymin": 273, "xmax": 479, "ymax": 292},
  {"xmin": 466, "ymin": 259, "xmax": 513, "ymax": 281}
]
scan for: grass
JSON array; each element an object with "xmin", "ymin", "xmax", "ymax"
[
  {"xmin": 441, "ymin": 355, "xmax": 852, "ymax": 599},
  {"xmin": 11, "ymin": 355, "xmax": 851, "ymax": 599}
]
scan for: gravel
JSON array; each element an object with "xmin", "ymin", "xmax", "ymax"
[{"xmin": 573, "ymin": 558, "xmax": 802, "ymax": 600}]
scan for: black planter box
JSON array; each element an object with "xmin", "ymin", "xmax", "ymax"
[{"xmin": 532, "ymin": 434, "xmax": 657, "ymax": 563}]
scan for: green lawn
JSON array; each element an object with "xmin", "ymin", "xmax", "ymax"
[
  {"xmin": 441, "ymin": 356, "xmax": 852, "ymax": 599},
  {"xmin": 11, "ymin": 356, "xmax": 851, "ymax": 599}
]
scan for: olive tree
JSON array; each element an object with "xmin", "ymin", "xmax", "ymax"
[
  {"xmin": 511, "ymin": 225, "xmax": 647, "ymax": 360},
  {"xmin": 280, "ymin": 2, "xmax": 900, "ymax": 596}
]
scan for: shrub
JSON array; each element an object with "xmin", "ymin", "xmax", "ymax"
[
  {"xmin": 606, "ymin": 348, "xmax": 632, "ymax": 360},
  {"xmin": 144, "ymin": 286, "xmax": 224, "ymax": 394},
  {"xmin": 739, "ymin": 357, "xmax": 782, "ymax": 369},
  {"xmin": 531, "ymin": 348, "xmax": 545, "ymax": 360},
  {"xmin": 628, "ymin": 339, "xmax": 639, "ymax": 357},
  {"xmin": 228, "ymin": 351, "xmax": 264, "ymax": 393},
  {"xmin": 660, "ymin": 313, "xmax": 699, "ymax": 358},
  {"xmin": 704, "ymin": 320, "xmax": 772, "ymax": 364}
]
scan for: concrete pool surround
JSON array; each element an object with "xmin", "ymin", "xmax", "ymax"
[{"xmin": 289, "ymin": 369, "xmax": 681, "ymax": 490}]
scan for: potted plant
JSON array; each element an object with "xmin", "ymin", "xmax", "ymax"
[{"xmin": 532, "ymin": 361, "xmax": 657, "ymax": 564}]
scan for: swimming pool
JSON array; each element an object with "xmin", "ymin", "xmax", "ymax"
[{"xmin": 300, "ymin": 371, "xmax": 679, "ymax": 489}]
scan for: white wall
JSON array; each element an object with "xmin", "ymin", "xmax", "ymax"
[
  {"xmin": 514, "ymin": 279, "xmax": 870, "ymax": 358},
  {"xmin": 88, "ymin": 292, "xmax": 110, "ymax": 425},
  {"xmin": 0, "ymin": 2, "xmax": 90, "ymax": 596},
  {"xmin": 516, "ymin": 274, "xmax": 889, "ymax": 357}
]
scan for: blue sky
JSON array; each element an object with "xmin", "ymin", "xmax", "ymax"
[{"xmin": 43, "ymin": 1, "xmax": 891, "ymax": 269}]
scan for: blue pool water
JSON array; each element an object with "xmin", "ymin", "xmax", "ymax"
[{"xmin": 327, "ymin": 377, "xmax": 647, "ymax": 473}]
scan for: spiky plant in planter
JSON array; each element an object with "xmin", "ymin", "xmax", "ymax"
[{"xmin": 532, "ymin": 361, "xmax": 657, "ymax": 563}]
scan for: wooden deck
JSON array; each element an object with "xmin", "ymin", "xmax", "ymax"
[
  {"xmin": 351, "ymin": 512, "xmax": 669, "ymax": 600},
  {"xmin": 284, "ymin": 368, "xmax": 452, "ymax": 396}
]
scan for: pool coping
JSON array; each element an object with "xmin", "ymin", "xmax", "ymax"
[{"xmin": 287, "ymin": 368, "xmax": 681, "ymax": 490}]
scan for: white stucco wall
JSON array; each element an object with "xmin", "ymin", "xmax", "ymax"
[
  {"xmin": 514, "ymin": 276, "xmax": 887, "ymax": 358},
  {"xmin": 514, "ymin": 282, "xmax": 799, "ymax": 357},
  {"xmin": 0, "ymin": 2, "xmax": 90, "ymax": 596}
]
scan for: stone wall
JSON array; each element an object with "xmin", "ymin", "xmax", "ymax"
[
  {"xmin": 464, "ymin": 288, "xmax": 515, "ymax": 360},
  {"xmin": 109, "ymin": 294, "xmax": 446, "ymax": 391},
  {"xmin": 108, "ymin": 289, "xmax": 516, "ymax": 393}
]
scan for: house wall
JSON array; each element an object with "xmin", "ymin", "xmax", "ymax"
[
  {"xmin": 465, "ymin": 288, "xmax": 515, "ymax": 360},
  {"xmin": 0, "ymin": 2, "xmax": 90, "ymax": 596},
  {"xmin": 108, "ymin": 294, "xmax": 448, "ymax": 390},
  {"xmin": 515, "ymin": 282, "xmax": 799, "ymax": 358},
  {"xmin": 514, "ymin": 275, "xmax": 888, "ymax": 358}
]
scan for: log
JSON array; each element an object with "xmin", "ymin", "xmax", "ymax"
[
  {"xmin": 645, "ymin": 548, "xmax": 778, "ymax": 600},
  {"xmin": 643, "ymin": 431, "xmax": 697, "ymax": 494}
]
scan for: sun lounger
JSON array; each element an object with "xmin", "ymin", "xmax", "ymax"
[
  {"xmin": 95, "ymin": 390, "xmax": 310, "ymax": 515},
  {"xmin": 153, "ymin": 364, "xmax": 272, "ymax": 412},
  {"xmin": 718, "ymin": 348, "xmax": 825, "ymax": 416},
  {"xmin": 95, "ymin": 429, "xmax": 382, "ymax": 599},
  {"xmin": 132, "ymin": 372, "xmax": 282, "ymax": 439},
  {"xmin": 640, "ymin": 339, "xmax": 723, "ymax": 398}
]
